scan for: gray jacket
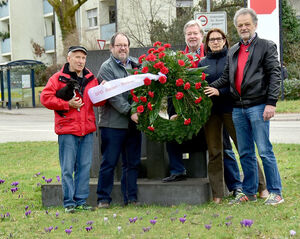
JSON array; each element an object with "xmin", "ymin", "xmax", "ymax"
[{"xmin": 97, "ymin": 55, "xmax": 140, "ymax": 128}]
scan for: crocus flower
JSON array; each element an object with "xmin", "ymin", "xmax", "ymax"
[
  {"xmin": 42, "ymin": 176, "xmax": 45, "ymax": 180},
  {"xmin": 179, "ymin": 217, "xmax": 186, "ymax": 224},
  {"xmin": 11, "ymin": 182, "xmax": 19, "ymax": 186},
  {"xmin": 225, "ymin": 221, "xmax": 232, "ymax": 227},
  {"xmin": 25, "ymin": 210, "xmax": 31, "ymax": 217},
  {"xmin": 150, "ymin": 219, "xmax": 157, "ymax": 225},
  {"xmin": 45, "ymin": 210, "xmax": 48, "ymax": 214},
  {"xmin": 86, "ymin": 221, "xmax": 94, "ymax": 225},
  {"xmin": 240, "ymin": 219, "xmax": 253, "ymax": 228},
  {"xmin": 85, "ymin": 226, "xmax": 93, "ymax": 232},
  {"xmin": 290, "ymin": 230, "xmax": 296, "ymax": 236},
  {"xmin": 25, "ymin": 205, "xmax": 29, "ymax": 211},
  {"xmin": 56, "ymin": 212, "xmax": 59, "ymax": 217},
  {"xmin": 5, "ymin": 212, "xmax": 10, "ymax": 218},
  {"xmin": 56, "ymin": 176, "xmax": 60, "ymax": 182},
  {"xmin": 104, "ymin": 217, "xmax": 108, "ymax": 223},
  {"xmin": 0, "ymin": 179, "xmax": 5, "ymax": 184},
  {"xmin": 113, "ymin": 214, "xmax": 117, "ymax": 218},
  {"xmin": 65, "ymin": 229, "xmax": 72, "ymax": 235},
  {"xmin": 48, "ymin": 226, "xmax": 53, "ymax": 232},
  {"xmin": 55, "ymin": 226, "xmax": 58, "ymax": 230},
  {"xmin": 11, "ymin": 187, "xmax": 18, "ymax": 193},
  {"xmin": 117, "ymin": 226, "xmax": 122, "ymax": 232},
  {"xmin": 143, "ymin": 227, "xmax": 151, "ymax": 232},
  {"xmin": 205, "ymin": 224, "xmax": 212, "ymax": 230},
  {"xmin": 45, "ymin": 178, "xmax": 52, "ymax": 183}
]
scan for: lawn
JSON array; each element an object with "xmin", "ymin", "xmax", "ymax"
[
  {"xmin": 276, "ymin": 99, "xmax": 300, "ymax": 113},
  {"xmin": 0, "ymin": 142, "xmax": 299, "ymax": 238}
]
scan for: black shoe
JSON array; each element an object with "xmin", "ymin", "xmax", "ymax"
[
  {"xmin": 162, "ymin": 174, "xmax": 187, "ymax": 183},
  {"xmin": 232, "ymin": 188, "xmax": 243, "ymax": 198}
]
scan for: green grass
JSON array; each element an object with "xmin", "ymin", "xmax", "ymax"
[
  {"xmin": 0, "ymin": 142, "xmax": 299, "ymax": 238},
  {"xmin": 276, "ymin": 99, "xmax": 300, "ymax": 113}
]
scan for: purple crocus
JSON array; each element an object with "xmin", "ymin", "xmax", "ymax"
[
  {"xmin": 129, "ymin": 217, "xmax": 137, "ymax": 223},
  {"xmin": 150, "ymin": 219, "xmax": 157, "ymax": 225},
  {"xmin": 240, "ymin": 219, "xmax": 254, "ymax": 228},
  {"xmin": 143, "ymin": 227, "xmax": 151, "ymax": 232},
  {"xmin": 205, "ymin": 224, "xmax": 212, "ymax": 230},
  {"xmin": 11, "ymin": 182, "xmax": 19, "ymax": 186},
  {"xmin": 48, "ymin": 226, "xmax": 53, "ymax": 232},
  {"xmin": 117, "ymin": 226, "xmax": 122, "ymax": 232},
  {"xmin": 25, "ymin": 205, "xmax": 29, "ymax": 211},
  {"xmin": 35, "ymin": 172, "xmax": 41, "ymax": 177},
  {"xmin": 45, "ymin": 210, "xmax": 48, "ymax": 214},
  {"xmin": 0, "ymin": 179, "xmax": 5, "ymax": 184},
  {"xmin": 179, "ymin": 217, "xmax": 186, "ymax": 224},
  {"xmin": 56, "ymin": 212, "xmax": 59, "ymax": 217},
  {"xmin": 225, "ymin": 221, "xmax": 232, "ymax": 227},
  {"xmin": 86, "ymin": 221, "xmax": 94, "ymax": 225},
  {"xmin": 54, "ymin": 226, "xmax": 58, "ymax": 230},
  {"xmin": 290, "ymin": 230, "xmax": 296, "ymax": 236},
  {"xmin": 6, "ymin": 212, "xmax": 10, "ymax": 218},
  {"xmin": 42, "ymin": 176, "xmax": 45, "ymax": 180},
  {"xmin": 56, "ymin": 176, "xmax": 60, "ymax": 182},
  {"xmin": 45, "ymin": 178, "xmax": 52, "ymax": 183},
  {"xmin": 10, "ymin": 187, "xmax": 18, "ymax": 193},
  {"xmin": 65, "ymin": 229, "xmax": 72, "ymax": 235},
  {"xmin": 25, "ymin": 210, "xmax": 31, "ymax": 217},
  {"xmin": 85, "ymin": 226, "xmax": 93, "ymax": 232}
]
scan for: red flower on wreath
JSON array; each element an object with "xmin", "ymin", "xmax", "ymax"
[
  {"xmin": 184, "ymin": 118, "xmax": 191, "ymax": 125},
  {"xmin": 178, "ymin": 60, "xmax": 185, "ymax": 66},
  {"xmin": 176, "ymin": 78, "xmax": 184, "ymax": 87},
  {"xmin": 176, "ymin": 92, "xmax": 184, "ymax": 100},
  {"xmin": 153, "ymin": 62, "xmax": 164, "ymax": 69},
  {"xmin": 148, "ymin": 48, "xmax": 155, "ymax": 54},
  {"xmin": 137, "ymin": 105, "xmax": 144, "ymax": 113},
  {"xmin": 196, "ymin": 54, "xmax": 201, "ymax": 60},
  {"xmin": 147, "ymin": 102, "xmax": 153, "ymax": 111},
  {"xmin": 159, "ymin": 76, "xmax": 167, "ymax": 84},
  {"xmin": 201, "ymin": 72, "xmax": 206, "ymax": 81},
  {"xmin": 140, "ymin": 96, "xmax": 147, "ymax": 103},
  {"xmin": 195, "ymin": 96, "xmax": 202, "ymax": 104},
  {"xmin": 190, "ymin": 61, "xmax": 197, "ymax": 68},
  {"xmin": 164, "ymin": 43, "xmax": 171, "ymax": 48},
  {"xmin": 141, "ymin": 66, "xmax": 149, "ymax": 73},
  {"xmin": 160, "ymin": 67, "xmax": 169, "ymax": 74},
  {"xmin": 148, "ymin": 91, "xmax": 154, "ymax": 98},
  {"xmin": 144, "ymin": 77, "xmax": 151, "ymax": 86},
  {"xmin": 146, "ymin": 53, "xmax": 157, "ymax": 62},
  {"xmin": 148, "ymin": 126, "xmax": 155, "ymax": 131},
  {"xmin": 138, "ymin": 54, "xmax": 146, "ymax": 64},
  {"xmin": 130, "ymin": 89, "xmax": 135, "ymax": 96},
  {"xmin": 132, "ymin": 96, "xmax": 139, "ymax": 103},
  {"xmin": 157, "ymin": 47, "xmax": 165, "ymax": 52},
  {"xmin": 184, "ymin": 82, "xmax": 191, "ymax": 90},
  {"xmin": 134, "ymin": 71, "xmax": 139, "ymax": 75},
  {"xmin": 153, "ymin": 41, "xmax": 162, "ymax": 47},
  {"xmin": 195, "ymin": 82, "xmax": 202, "ymax": 89},
  {"xmin": 186, "ymin": 54, "xmax": 193, "ymax": 61},
  {"xmin": 158, "ymin": 52, "xmax": 166, "ymax": 59}
]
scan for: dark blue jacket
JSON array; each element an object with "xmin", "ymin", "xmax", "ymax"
[{"xmin": 198, "ymin": 47, "xmax": 233, "ymax": 114}]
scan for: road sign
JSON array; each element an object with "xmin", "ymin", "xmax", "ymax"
[
  {"xmin": 194, "ymin": 11, "xmax": 227, "ymax": 34},
  {"xmin": 97, "ymin": 39, "xmax": 106, "ymax": 50}
]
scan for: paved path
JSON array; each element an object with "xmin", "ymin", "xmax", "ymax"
[{"xmin": 0, "ymin": 107, "xmax": 299, "ymax": 144}]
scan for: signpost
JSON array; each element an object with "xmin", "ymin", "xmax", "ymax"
[
  {"xmin": 97, "ymin": 39, "xmax": 106, "ymax": 50},
  {"xmin": 194, "ymin": 11, "xmax": 227, "ymax": 34}
]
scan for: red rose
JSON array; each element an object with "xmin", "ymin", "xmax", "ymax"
[
  {"xmin": 176, "ymin": 78, "xmax": 184, "ymax": 87},
  {"xmin": 179, "ymin": 50, "xmax": 185, "ymax": 55},
  {"xmin": 184, "ymin": 118, "xmax": 191, "ymax": 125},
  {"xmin": 144, "ymin": 77, "xmax": 151, "ymax": 86},
  {"xmin": 147, "ymin": 126, "xmax": 155, "ymax": 131},
  {"xmin": 201, "ymin": 72, "xmax": 206, "ymax": 81},
  {"xmin": 160, "ymin": 67, "xmax": 169, "ymax": 74},
  {"xmin": 130, "ymin": 89, "xmax": 135, "ymax": 96},
  {"xmin": 140, "ymin": 96, "xmax": 147, "ymax": 102},
  {"xmin": 186, "ymin": 54, "xmax": 193, "ymax": 61},
  {"xmin": 158, "ymin": 52, "xmax": 166, "ymax": 59},
  {"xmin": 184, "ymin": 82, "xmax": 191, "ymax": 90},
  {"xmin": 157, "ymin": 47, "xmax": 165, "ymax": 52},
  {"xmin": 145, "ymin": 53, "xmax": 157, "ymax": 62},
  {"xmin": 195, "ymin": 82, "xmax": 202, "ymax": 89},
  {"xmin": 196, "ymin": 54, "xmax": 202, "ymax": 60},
  {"xmin": 137, "ymin": 105, "xmax": 144, "ymax": 113},
  {"xmin": 153, "ymin": 50, "xmax": 159, "ymax": 54},
  {"xmin": 132, "ymin": 96, "xmax": 139, "ymax": 103},
  {"xmin": 153, "ymin": 41, "xmax": 162, "ymax": 47},
  {"xmin": 141, "ymin": 66, "xmax": 149, "ymax": 73},
  {"xmin": 175, "ymin": 92, "xmax": 184, "ymax": 100},
  {"xmin": 147, "ymin": 48, "xmax": 155, "ymax": 54},
  {"xmin": 195, "ymin": 96, "xmax": 202, "ymax": 104},
  {"xmin": 190, "ymin": 61, "xmax": 197, "ymax": 68},
  {"xmin": 153, "ymin": 61, "xmax": 164, "ymax": 69},
  {"xmin": 178, "ymin": 60, "xmax": 185, "ymax": 66},
  {"xmin": 134, "ymin": 71, "xmax": 139, "ymax": 75},
  {"xmin": 164, "ymin": 43, "xmax": 171, "ymax": 48},
  {"xmin": 148, "ymin": 91, "xmax": 154, "ymax": 98},
  {"xmin": 159, "ymin": 76, "xmax": 167, "ymax": 84},
  {"xmin": 147, "ymin": 102, "xmax": 153, "ymax": 111},
  {"xmin": 138, "ymin": 54, "xmax": 146, "ymax": 64}
]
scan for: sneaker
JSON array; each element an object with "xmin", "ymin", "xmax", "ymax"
[
  {"xmin": 75, "ymin": 204, "xmax": 92, "ymax": 211},
  {"xmin": 232, "ymin": 188, "xmax": 243, "ymax": 198},
  {"xmin": 65, "ymin": 205, "xmax": 76, "ymax": 213},
  {"xmin": 98, "ymin": 202, "xmax": 110, "ymax": 209},
  {"xmin": 264, "ymin": 193, "xmax": 284, "ymax": 205},
  {"xmin": 259, "ymin": 189, "xmax": 269, "ymax": 199},
  {"xmin": 162, "ymin": 174, "xmax": 187, "ymax": 183},
  {"xmin": 229, "ymin": 192, "xmax": 257, "ymax": 205}
]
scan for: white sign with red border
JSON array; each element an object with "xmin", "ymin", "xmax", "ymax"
[{"xmin": 194, "ymin": 12, "xmax": 227, "ymax": 34}]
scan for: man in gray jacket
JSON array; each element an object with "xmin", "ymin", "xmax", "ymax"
[{"xmin": 96, "ymin": 32, "xmax": 141, "ymax": 208}]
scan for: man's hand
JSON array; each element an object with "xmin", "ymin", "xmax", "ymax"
[
  {"xmin": 204, "ymin": 87, "xmax": 220, "ymax": 97},
  {"xmin": 263, "ymin": 105, "xmax": 276, "ymax": 121},
  {"xmin": 69, "ymin": 97, "xmax": 84, "ymax": 109},
  {"xmin": 131, "ymin": 113, "xmax": 139, "ymax": 123}
]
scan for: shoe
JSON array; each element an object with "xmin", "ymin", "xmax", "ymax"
[
  {"xmin": 75, "ymin": 204, "xmax": 92, "ymax": 211},
  {"xmin": 162, "ymin": 174, "xmax": 187, "ymax": 183},
  {"xmin": 229, "ymin": 192, "xmax": 257, "ymax": 205},
  {"xmin": 259, "ymin": 189, "xmax": 269, "ymax": 199},
  {"xmin": 264, "ymin": 193, "xmax": 284, "ymax": 205},
  {"xmin": 232, "ymin": 188, "xmax": 243, "ymax": 198},
  {"xmin": 98, "ymin": 202, "xmax": 110, "ymax": 208},
  {"xmin": 65, "ymin": 205, "xmax": 76, "ymax": 213},
  {"xmin": 213, "ymin": 197, "xmax": 222, "ymax": 204}
]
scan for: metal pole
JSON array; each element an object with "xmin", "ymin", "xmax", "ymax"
[
  {"xmin": 207, "ymin": 0, "xmax": 210, "ymax": 12},
  {"xmin": 0, "ymin": 71, "xmax": 4, "ymax": 103},
  {"xmin": 244, "ymin": 0, "xmax": 247, "ymax": 8},
  {"xmin": 7, "ymin": 69, "xmax": 11, "ymax": 110},
  {"xmin": 31, "ymin": 68, "xmax": 36, "ymax": 108},
  {"xmin": 279, "ymin": 0, "xmax": 284, "ymax": 100}
]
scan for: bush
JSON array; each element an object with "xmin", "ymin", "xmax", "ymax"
[
  {"xmin": 34, "ymin": 64, "xmax": 63, "ymax": 87},
  {"xmin": 282, "ymin": 79, "xmax": 300, "ymax": 100}
]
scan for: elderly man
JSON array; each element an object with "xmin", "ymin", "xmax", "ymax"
[
  {"xmin": 41, "ymin": 46, "xmax": 105, "ymax": 213},
  {"xmin": 96, "ymin": 32, "xmax": 141, "ymax": 208},
  {"xmin": 205, "ymin": 8, "xmax": 283, "ymax": 205}
]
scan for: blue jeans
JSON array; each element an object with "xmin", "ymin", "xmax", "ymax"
[
  {"xmin": 224, "ymin": 149, "xmax": 242, "ymax": 191},
  {"xmin": 232, "ymin": 104, "xmax": 282, "ymax": 195},
  {"xmin": 58, "ymin": 133, "xmax": 93, "ymax": 208},
  {"xmin": 97, "ymin": 127, "xmax": 141, "ymax": 204},
  {"xmin": 166, "ymin": 142, "xmax": 186, "ymax": 175}
]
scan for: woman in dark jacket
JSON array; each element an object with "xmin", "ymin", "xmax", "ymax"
[{"xmin": 199, "ymin": 28, "xmax": 267, "ymax": 203}]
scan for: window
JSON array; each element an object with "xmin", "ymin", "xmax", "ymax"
[
  {"xmin": 87, "ymin": 8, "xmax": 98, "ymax": 28},
  {"xmin": 109, "ymin": 6, "xmax": 116, "ymax": 24}
]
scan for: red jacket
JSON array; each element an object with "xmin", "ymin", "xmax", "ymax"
[{"xmin": 40, "ymin": 64, "xmax": 105, "ymax": 136}]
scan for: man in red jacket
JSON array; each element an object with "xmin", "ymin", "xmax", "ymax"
[{"xmin": 41, "ymin": 46, "xmax": 105, "ymax": 213}]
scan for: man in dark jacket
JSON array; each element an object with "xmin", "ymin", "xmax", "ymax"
[
  {"xmin": 96, "ymin": 32, "xmax": 141, "ymax": 208},
  {"xmin": 41, "ymin": 46, "xmax": 105, "ymax": 213},
  {"xmin": 205, "ymin": 8, "xmax": 284, "ymax": 205}
]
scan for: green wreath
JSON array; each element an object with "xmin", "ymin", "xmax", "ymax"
[{"xmin": 130, "ymin": 42, "xmax": 212, "ymax": 144}]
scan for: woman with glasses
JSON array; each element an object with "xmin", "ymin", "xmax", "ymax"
[{"xmin": 200, "ymin": 28, "xmax": 267, "ymax": 204}]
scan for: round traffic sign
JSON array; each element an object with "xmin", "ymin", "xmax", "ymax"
[{"xmin": 197, "ymin": 15, "xmax": 208, "ymax": 26}]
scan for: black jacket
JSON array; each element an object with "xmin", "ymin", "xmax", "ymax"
[
  {"xmin": 198, "ymin": 47, "xmax": 233, "ymax": 114},
  {"xmin": 210, "ymin": 36, "xmax": 281, "ymax": 108}
]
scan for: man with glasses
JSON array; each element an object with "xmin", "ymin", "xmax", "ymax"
[{"xmin": 96, "ymin": 32, "xmax": 142, "ymax": 208}]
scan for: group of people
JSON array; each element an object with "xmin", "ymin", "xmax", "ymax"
[{"xmin": 40, "ymin": 7, "xmax": 284, "ymax": 213}]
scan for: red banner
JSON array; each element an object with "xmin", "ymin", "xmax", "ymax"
[{"xmin": 250, "ymin": 0, "xmax": 276, "ymax": 14}]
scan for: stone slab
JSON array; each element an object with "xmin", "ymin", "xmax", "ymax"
[{"xmin": 42, "ymin": 178, "xmax": 211, "ymax": 207}]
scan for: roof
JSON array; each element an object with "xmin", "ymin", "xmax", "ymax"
[{"xmin": 0, "ymin": 60, "xmax": 44, "ymax": 69}]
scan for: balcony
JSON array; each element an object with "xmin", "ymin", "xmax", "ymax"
[
  {"xmin": 1, "ymin": 38, "xmax": 11, "ymax": 54},
  {"xmin": 100, "ymin": 23, "xmax": 116, "ymax": 41},
  {"xmin": 43, "ymin": 0, "xmax": 53, "ymax": 15},
  {"xmin": 44, "ymin": 35, "xmax": 54, "ymax": 52},
  {"xmin": 0, "ymin": 2, "xmax": 9, "ymax": 19}
]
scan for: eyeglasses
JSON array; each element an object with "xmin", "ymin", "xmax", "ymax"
[
  {"xmin": 114, "ymin": 44, "xmax": 129, "ymax": 49},
  {"xmin": 208, "ymin": 37, "xmax": 224, "ymax": 43}
]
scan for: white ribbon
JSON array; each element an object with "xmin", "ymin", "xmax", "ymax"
[{"xmin": 88, "ymin": 73, "xmax": 163, "ymax": 103}]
